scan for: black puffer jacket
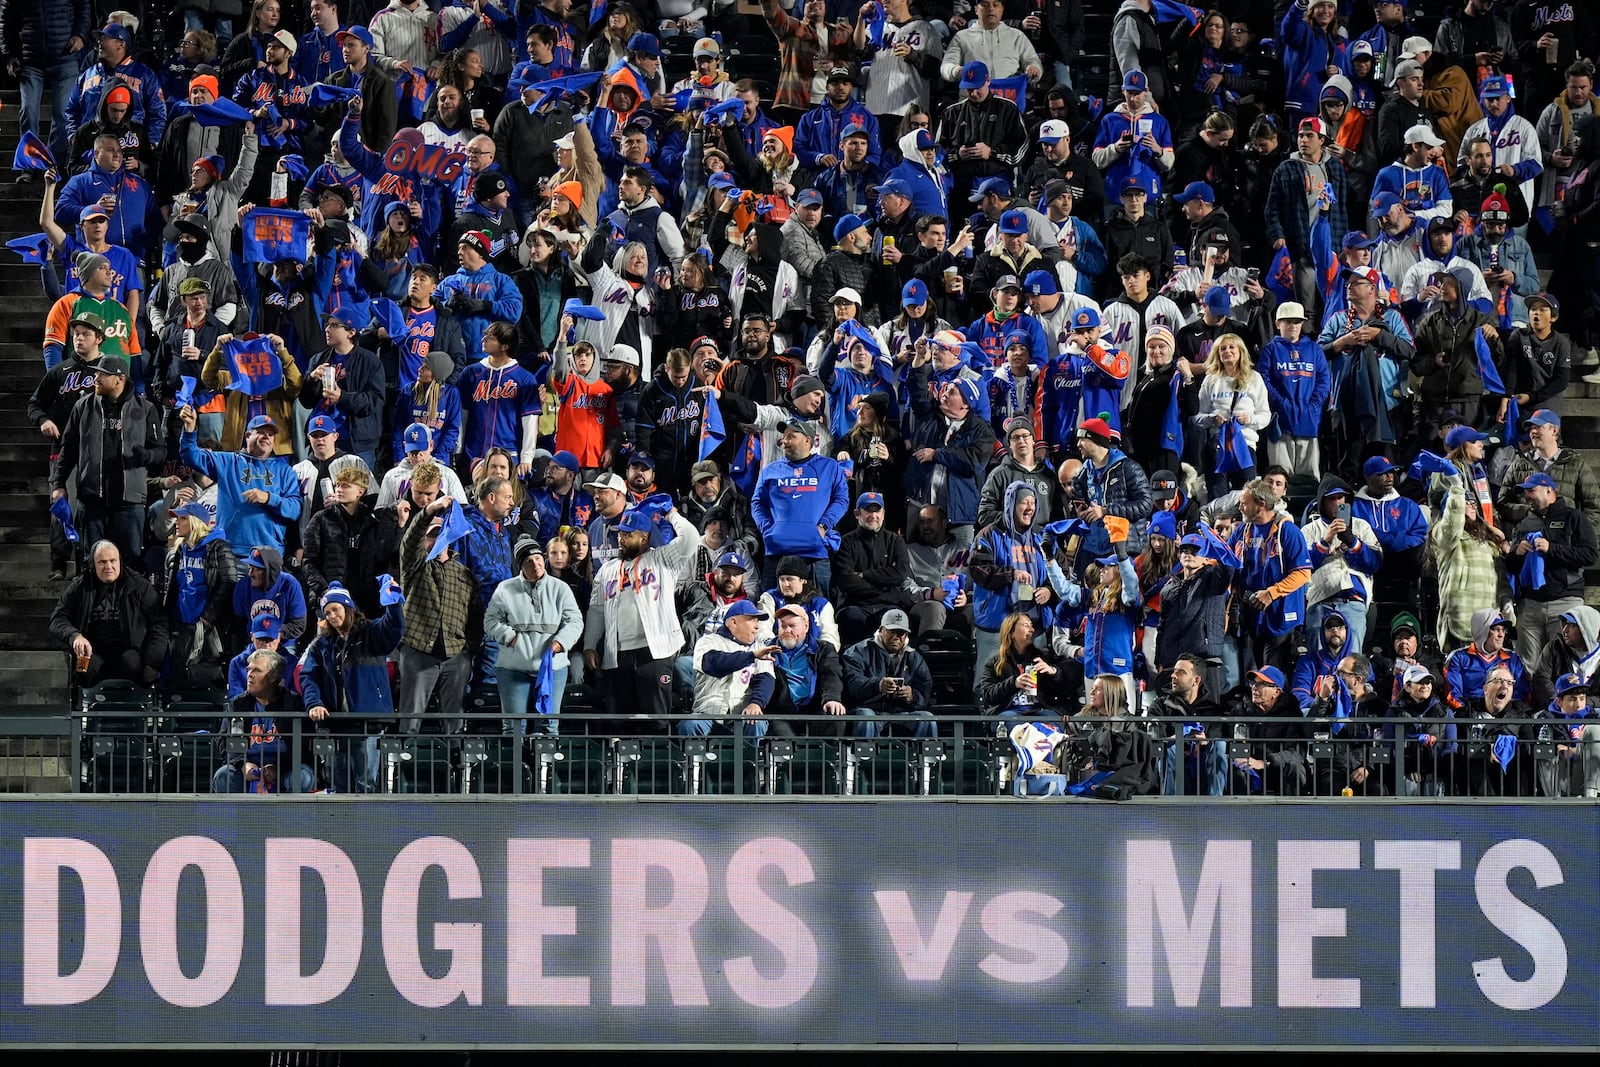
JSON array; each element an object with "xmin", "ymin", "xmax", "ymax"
[
  {"xmin": 301, "ymin": 501, "xmax": 385, "ymax": 617},
  {"xmin": 0, "ymin": 0, "xmax": 90, "ymax": 67},
  {"xmin": 809, "ymin": 248, "xmax": 883, "ymax": 329}
]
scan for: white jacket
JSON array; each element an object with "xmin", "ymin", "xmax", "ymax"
[
  {"xmin": 692, "ymin": 628, "xmax": 775, "ymax": 715},
  {"xmin": 584, "ymin": 512, "xmax": 703, "ymax": 667},
  {"xmin": 485, "ymin": 573, "xmax": 584, "ymax": 673},
  {"xmin": 376, "ymin": 460, "xmax": 469, "ymax": 508},
  {"xmin": 1193, "ymin": 370, "xmax": 1273, "ymax": 449}
]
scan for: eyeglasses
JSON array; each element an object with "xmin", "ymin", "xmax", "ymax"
[
  {"xmin": 1335, "ymin": 669, "xmax": 1363, "ymax": 680},
  {"xmin": 466, "ymin": 148, "xmax": 493, "ymax": 157}
]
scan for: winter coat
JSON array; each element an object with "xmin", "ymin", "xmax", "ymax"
[
  {"xmin": 51, "ymin": 388, "xmax": 165, "ymax": 507},
  {"xmin": 1070, "ymin": 448, "xmax": 1155, "ymax": 558},
  {"xmin": 298, "ymin": 601, "xmax": 406, "ymax": 723},
  {"xmin": 904, "ymin": 410, "xmax": 997, "ymax": 528},
  {"xmin": 302, "ymin": 501, "xmax": 385, "ymax": 616},
  {"xmin": 1430, "ymin": 473, "xmax": 1503, "ymax": 648},
  {"xmin": 832, "ymin": 525, "xmax": 914, "ymax": 614},
  {"xmin": 0, "ymin": 0, "xmax": 89, "ymax": 66},
  {"xmin": 1511, "ymin": 498, "xmax": 1597, "ymax": 605},
  {"xmin": 1155, "ymin": 559, "xmax": 1236, "ymax": 667},
  {"xmin": 1410, "ymin": 298, "xmax": 1501, "ymax": 400},
  {"xmin": 1279, "ymin": 0, "xmax": 1349, "ymax": 118},
  {"xmin": 67, "ymin": 56, "xmax": 168, "ymax": 144},
  {"xmin": 485, "ymin": 569, "xmax": 582, "ymax": 676},
  {"xmin": 300, "ymin": 344, "xmax": 387, "ymax": 456},
  {"xmin": 977, "ymin": 456, "xmax": 1058, "ymax": 535},
  {"xmin": 809, "ymin": 249, "xmax": 884, "ymax": 330},
  {"xmin": 163, "ymin": 531, "xmax": 237, "ymax": 628},
  {"xmin": 1499, "ymin": 447, "xmax": 1600, "ymax": 532},
  {"xmin": 842, "ymin": 635, "xmax": 933, "ymax": 712},
  {"xmin": 976, "ymin": 645, "xmax": 1073, "ymax": 717},
  {"xmin": 49, "ymin": 571, "xmax": 169, "ymax": 666}
]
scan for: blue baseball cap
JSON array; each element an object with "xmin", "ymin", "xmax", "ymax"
[
  {"xmin": 95, "ymin": 22, "xmax": 133, "ymax": 43},
  {"xmin": 795, "ymin": 188, "xmax": 823, "ymax": 208},
  {"xmin": 839, "ymin": 122, "xmax": 870, "ymax": 142},
  {"xmin": 626, "ymin": 31, "xmax": 662, "ymax": 56},
  {"xmin": 627, "ymin": 452, "xmax": 656, "ymax": 469},
  {"xmin": 1342, "ymin": 230, "xmax": 1379, "ymax": 250},
  {"xmin": 1204, "ymin": 286, "xmax": 1232, "ymax": 315},
  {"xmin": 551, "ymin": 449, "xmax": 580, "ymax": 471},
  {"xmin": 78, "ymin": 205, "xmax": 110, "ymax": 224},
  {"xmin": 402, "ymin": 423, "xmax": 433, "ymax": 452},
  {"xmin": 1024, "ymin": 269, "xmax": 1058, "ymax": 297},
  {"xmin": 1362, "ymin": 456, "xmax": 1400, "ymax": 477},
  {"xmin": 1519, "ymin": 472, "xmax": 1558, "ymax": 491},
  {"xmin": 998, "ymin": 208, "xmax": 1028, "ymax": 235},
  {"xmin": 1177, "ymin": 533, "xmax": 1206, "ymax": 553},
  {"xmin": 1479, "ymin": 74, "xmax": 1510, "ymax": 98},
  {"xmin": 724, "ymin": 600, "xmax": 769, "ymax": 621},
  {"xmin": 1173, "ymin": 182, "xmax": 1214, "ymax": 204},
  {"xmin": 251, "ymin": 614, "xmax": 283, "ymax": 641},
  {"xmin": 246, "ymin": 414, "xmax": 279, "ymax": 434},
  {"xmin": 1372, "ymin": 191, "xmax": 1402, "ymax": 215},
  {"xmin": 958, "ymin": 60, "xmax": 989, "ymax": 89},
  {"xmin": 714, "ymin": 548, "xmax": 752, "ymax": 571},
  {"xmin": 1071, "ymin": 306, "xmax": 1101, "ymax": 330},
  {"xmin": 336, "ymin": 25, "xmax": 374, "ymax": 48},
  {"xmin": 172, "ymin": 500, "xmax": 217, "ymax": 525},
  {"xmin": 1249, "ymin": 666, "xmax": 1286, "ymax": 689},
  {"xmin": 616, "ymin": 509, "xmax": 655, "ymax": 535},
  {"xmin": 1556, "ymin": 672, "xmax": 1587, "ymax": 697},
  {"xmin": 1122, "ymin": 70, "xmax": 1148, "ymax": 92},
  {"xmin": 856, "ymin": 491, "xmax": 885, "ymax": 510},
  {"xmin": 833, "ymin": 213, "xmax": 869, "ymax": 242},
  {"xmin": 913, "ymin": 129, "xmax": 936, "ymax": 151},
  {"xmin": 1119, "ymin": 175, "xmax": 1151, "ymax": 199},
  {"xmin": 877, "ymin": 178, "xmax": 911, "ymax": 199},
  {"xmin": 1444, "ymin": 425, "xmax": 1489, "ymax": 451},
  {"xmin": 306, "ymin": 414, "xmax": 337, "ymax": 437},
  {"xmin": 901, "ymin": 278, "xmax": 929, "ymax": 306},
  {"xmin": 1523, "ymin": 408, "xmax": 1561, "ymax": 429},
  {"xmin": 969, "ymin": 176, "xmax": 1011, "ymax": 202}
]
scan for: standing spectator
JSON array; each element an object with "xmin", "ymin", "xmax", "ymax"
[
  {"xmin": 50, "ymin": 540, "xmax": 167, "ymax": 686},
  {"xmin": 1445, "ymin": 606, "xmax": 1528, "ymax": 715},
  {"xmin": 969, "ymin": 482, "xmax": 1052, "ymax": 687},
  {"xmin": 1260, "ymin": 302, "xmax": 1332, "ymax": 480},
  {"xmin": 1192, "ymin": 333, "xmax": 1271, "ymax": 500},
  {"xmin": 487, "ymin": 535, "xmax": 583, "ymax": 735},
  {"xmin": 396, "ymin": 497, "xmax": 482, "ymax": 735},
  {"xmin": 369, "ymin": 0, "xmax": 435, "ymax": 70},
  {"xmin": 1302, "ymin": 483, "xmax": 1383, "ymax": 653},
  {"xmin": 1316, "ymin": 268, "xmax": 1414, "ymax": 471},
  {"xmin": 1109, "ymin": 0, "xmax": 1168, "ymax": 110},
  {"xmin": 179, "ymin": 407, "xmax": 303, "ymax": 562},
  {"xmin": 1500, "ymin": 409, "xmax": 1600, "ymax": 531},
  {"xmin": 1411, "ymin": 266, "xmax": 1502, "ymax": 435},
  {"xmin": 455, "ymin": 475, "xmax": 515, "ymax": 682},
  {"xmin": 905, "ymin": 378, "xmax": 997, "ymax": 550},
  {"xmin": 934, "ymin": 60, "xmax": 1029, "ymax": 208},
  {"xmin": 1266, "ymin": 117, "xmax": 1348, "ymax": 316},
  {"xmin": 50, "ymin": 354, "xmax": 164, "ymax": 567},
  {"xmin": 300, "ymin": 311, "xmax": 386, "ymax": 468},
  {"xmin": 1069, "ymin": 416, "xmax": 1154, "ymax": 562},
  {"xmin": 2, "ymin": 0, "xmax": 89, "ymax": 166},
  {"xmin": 319, "ymin": 30, "xmax": 396, "ymax": 150},
  {"xmin": 1456, "ymin": 76, "xmax": 1543, "ymax": 232},
  {"xmin": 752, "ymin": 420, "xmax": 850, "ymax": 593},
  {"xmin": 458, "ymin": 320, "xmax": 541, "ymax": 471},
  {"xmin": 583, "ymin": 506, "xmax": 702, "ymax": 721},
  {"xmin": 161, "ymin": 500, "xmax": 236, "ymax": 687},
  {"xmin": 1430, "ymin": 454, "xmax": 1504, "ymax": 649},
  {"xmin": 941, "ymin": 0, "xmax": 1042, "ymax": 84},
  {"xmin": 302, "ymin": 465, "xmax": 383, "ymax": 615},
  {"xmin": 977, "ymin": 418, "xmax": 1057, "ymax": 535},
  {"xmin": 1093, "ymin": 71, "xmax": 1176, "ymax": 198},
  {"xmin": 1233, "ymin": 477, "xmax": 1312, "ymax": 674},
  {"xmin": 1535, "ymin": 62, "xmax": 1598, "ymax": 222},
  {"xmin": 299, "ymin": 579, "xmax": 407, "ymax": 793},
  {"xmin": 201, "ymin": 331, "xmax": 302, "ymax": 455},
  {"xmin": 29, "ymin": 312, "xmax": 104, "ymax": 581},
  {"xmin": 1511, "ymin": 472, "xmax": 1598, "ymax": 670},
  {"xmin": 1279, "ymin": 0, "xmax": 1348, "ymax": 120},
  {"xmin": 1351, "ymin": 456, "xmax": 1430, "ymax": 596},
  {"xmin": 795, "ymin": 66, "xmax": 881, "ymax": 171},
  {"xmin": 1503, "ymin": 295, "xmax": 1574, "ymax": 412},
  {"xmin": 232, "ymin": 547, "xmax": 308, "ymax": 649},
  {"xmin": 66, "ymin": 22, "xmax": 167, "ymax": 144},
  {"xmin": 378, "ymin": 424, "xmax": 470, "ymax": 507}
]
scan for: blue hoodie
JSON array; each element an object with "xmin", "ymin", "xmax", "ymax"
[
  {"xmin": 55, "ymin": 164, "xmax": 156, "ymax": 257},
  {"xmin": 1260, "ymin": 334, "xmax": 1333, "ymax": 438},
  {"xmin": 884, "ymin": 130, "xmax": 951, "ymax": 220},
  {"xmin": 1350, "ymin": 488, "xmax": 1427, "ymax": 554},
  {"xmin": 793, "ymin": 99, "xmax": 881, "ymax": 170},
  {"xmin": 970, "ymin": 481, "xmax": 1049, "ymax": 632},
  {"xmin": 1279, "ymin": 3, "xmax": 1349, "ymax": 117},
  {"xmin": 435, "ymin": 263, "xmax": 525, "ymax": 356},
  {"xmin": 751, "ymin": 451, "xmax": 850, "ymax": 560},
  {"xmin": 231, "ymin": 548, "xmax": 309, "ymax": 640},
  {"xmin": 1290, "ymin": 608, "xmax": 1352, "ymax": 710},
  {"xmin": 818, "ymin": 340, "xmax": 898, "ymax": 441},
  {"xmin": 180, "ymin": 432, "xmax": 304, "ymax": 560}
]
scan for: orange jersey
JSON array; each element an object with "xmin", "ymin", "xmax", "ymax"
[
  {"xmin": 556, "ymin": 372, "xmax": 613, "ymax": 467},
  {"xmin": 44, "ymin": 291, "xmax": 142, "ymax": 357}
]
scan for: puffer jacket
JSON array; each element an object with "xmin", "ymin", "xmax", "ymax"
[
  {"xmin": 298, "ymin": 600, "xmax": 406, "ymax": 723},
  {"xmin": 1069, "ymin": 447, "xmax": 1154, "ymax": 558},
  {"xmin": 0, "ymin": 0, "xmax": 90, "ymax": 67},
  {"xmin": 809, "ymin": 249, "xmax": 883, "ymax": 329},
  {"xmin": 302, "ymin": 501, "xmax": 384, "ymax": 616},
  {"xmin": 1499, "ymin": 447, "xmax": 1600, "ymax": 532}
]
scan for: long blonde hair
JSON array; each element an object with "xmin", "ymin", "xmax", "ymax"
[
  {"xmin": 993, "ymin": 611, "xmax": 1034, "ymax": 678},
  {"xmin": 179, "ymin": 516, "xmax": 213, "ymax": 549},
  {"xmin": 1203, "ymin": 332, "xmax": 1256, "ymax": 387},
  {"xmin": 1088, "ymin": 673, "xmax": 1130, "ymax": 718}
]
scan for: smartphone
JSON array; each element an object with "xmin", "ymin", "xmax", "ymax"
[
  {"xmin": 1247, "ymin": 267, "xmax": 1261, "ymax": 282},
  {"xmin": 1337, "ymin": 502, "xmax": 1352, "ymax": 525}
]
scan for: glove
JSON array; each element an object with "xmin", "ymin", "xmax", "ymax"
[{"xmin": 377, "ymin": 573, "xmax": 404, "ymax": 606}]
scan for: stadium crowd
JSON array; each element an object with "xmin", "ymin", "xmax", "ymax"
[{"xmin": 11, "ymin": 0, "xmax": 1600, "ymax": 795}]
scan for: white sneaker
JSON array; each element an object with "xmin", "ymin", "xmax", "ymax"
[
  {"xmin": 1582, "ymin": 347, "xmax": 1600, "ymax": 369},
  {"xmin": 1582, "ymin": 370, "xmax": 1600, "ymax": 386}
]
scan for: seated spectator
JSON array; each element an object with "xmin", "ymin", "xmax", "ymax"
[
  {"xmin": 1535, "ymin": 672, "xmax": 1600, "ymax": 798},
  {"xmin": 1532, "ymin": 607, "xmax": 1600, "ymax": 709},
  {"xmin": 487, "ymin": 536, "xmax": 583, "ymax": 737},
  {"xmin": 1373, "ymin": 611, "xmax": 1444, "ymax": 703},
  {"xmin": 682, "ymin": 600, "xmax": 777, "ymax": 747},
  {"xmin": 1381, "ymin": 663, "xmax": 1453, "ymax": 797},
  {"xmin": 841, "ymin": 609, "xmax": 937, "ymax": 738},
  {"xmin": 1228, "ymin": 666, "xmax": 1311, "ymax": 796},
  {"xmin": 226, "ymin": 614, "xmax": 284, "ymax": 702},
  {"xmin": 1155, "ymin": 652, "xmax": 1228, "ymax": 796},
  {"xmin": 1459, "ymin": 664, "xmax": 1534, "ymax": 797},
  {"xmin": 50, "ymin": 540, "xmax": 169, "ymax": 686},
  {"xmin": 833, "ymin": 492, "xmax": 916, "ymax": 645},
  {"xmin": 970, "ymin": 482, "xmax": 1052, "ymax": 686},
  {"xmin": 1305, "ymin": 652, "xmax": 1387, "ymax": 795},
  {"xmin": 299, "ymin": 579, "xmax": 408, "ymax": 793},
  {"xmin": 211, "ymin": 650, "xmax": 316, "ymax": 794},
  {"xmin": 976, "ymin": 612, "xmax": 1072, "ymax": 719},
  {"xmin": 1445, "ymin": 608, "xmax": 1529, "ymax": 712},
  {"xmin": 1062, "ymin": 674, "xmax": 1159, "ymax": 796},
  {"xmin": 756, "ymin": 557, "xmax": 842, "ymax": 652},
  {"xmin": 768, "ymin": 604, "xmax": 848, "ymax": 732}
]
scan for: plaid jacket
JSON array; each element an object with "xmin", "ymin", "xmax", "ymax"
[
  {"xmin": 762, "ymin": 0, "xmax": 856, "ymax": 113},
  {"xmin": 400, "ymin": 508, "xmax": 482, "ymax": 659}
]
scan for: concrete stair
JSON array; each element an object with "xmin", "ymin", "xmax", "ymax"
[{"xmin": 0, "ymin": 88, "xmax": 72, "ymax": 733}]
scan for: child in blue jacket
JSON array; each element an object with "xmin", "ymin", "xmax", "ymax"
[{"xmin": 298, "ymin": 580, "xmax": 405, "ymax": 792}]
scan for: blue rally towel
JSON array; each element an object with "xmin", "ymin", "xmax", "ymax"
[
  {"xmin": 523, "ymin": 71, "xmax": 603, "ymax": 110},
  {"xmin": 989, "ymin": 75, "xmax": 1028, "ymax": 112},
  {"xmin": 278, "ymin": 153, "xmax": 310, "ymax": 183},
  {"xmin": 5, "ymin": 233, "xmax": 52, "ymax": 264},
  {"xmin": 50, "ymin": 496, "xmax": 79, "ymax": 543},
  {"xmin": 307, "ymin": 83, "xmax": 362, "ymax": 109},
  {"xmin": 865, "ymin": 1, "xmax": 887, "ymax": 46},
  {"xmin": 240, "ymin": 208, "xmax": 311, "ymax": 264},
  {"xmin": 1476, "ymin": 328, "xmax": 1506, "ymax": 395},
  {"xmin": 704, "ymin": 97, "xmax": 746, "ymax": 125},
  {"xmin": 1408, "ymin": 450, "xmax": 1457, "ymax": 482},
  {"xmin": 1198, "ymin": 521, "xmax": 1242, "ymax": 567},
  {"xmin": 376, "ymin": 573, "xmax": 404, "ymax": 605},
  {"xmin": 534, "ymin": 647, "xmax": 557, "ymax": 716},
  {"xmin": 699, "ymin": 389, "xmax": 726, "ymax": 460},
  {"xmin": 589, "ymin": 0, "xmax": 608, "ymax": 25},
  {"xmin": 174, "ymin": 375, "xmax": 198, "ymax": 409},
  {"xmin": 1492, "ymin": 733, "xmax": 1517, "ymax": 769},
  {"xmin": 429, "ymin": 499, "xmax": 473, "ymax": 560},
  {"xmin": 191, "ymin": 98, "xmax": 256, "ymax": 127},
  {"xmin": 1150, "ymin": 0, "xmax": 1204, "ymax": 29},
  {"xmin": 1264, "ymin": 245, "xmax": 1295, "ymax": 303},
  {"xmin": 371, "ymin": 296, "xmax": 408, "ymax": 338},
  {"xmin": 1160, "ymin": 371, "xmax": 1184, "ymax": 455},
  {"xmin": 1516, "ymin": 532, "xmax": 1545, "ymax": 596},
  {"xmin": 221, "ymin": 336, "xmax": 284, "ymax": 395},
  {"xmin": 1215, "ymin": 418, "xmax": 1252, "ymax": 473},
  {"xmin": 634, "ymin": 493, "xmax": 678, "ymax": 546},
  {"xmin": 1502, "ymin": 394, "xmax": 1522, "ymax": 446},
  {"xmin": 563, "ymin": 297, "xmax": 606, "ymax": 321},
  {"xmin": 12, "ymin": 131, "xmax": 54, "ymax": 172}
]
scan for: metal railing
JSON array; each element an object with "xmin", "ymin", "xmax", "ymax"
[{"xmin": 14, "ymin": 706, "xmax": 1595, "ymax": 799}]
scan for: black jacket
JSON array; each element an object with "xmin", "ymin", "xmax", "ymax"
[
  {"xmin": 636, "ymin": 370, "xmax": 703, "ymax": 495},
  {"xmin": 28, "ymin": 353, "xmax": 100, "ymax": 434},
  {"xmin": 299, "ymin": 345, "xmax": 386, "ymax": 455},
  {"xmin": 976, "ymin": 645, "xmax": 1073, "ymax": 716},
  {"xmin": 1227, "ymin": 686, "xmax": 1312, "ymax": 765},
  {"xmin": 1064, "ymin": 715, "xmax": 1161, "ymax": 795},
  {"xmin": 1155, "ymin": 562, "xmax": 1234, "ymax": 668},
  {"xmin": 935, "ymin": 93, "xmax": 1028, "ymax": 191},
  {"xmin": 302, "ymin": 501, "xmax": 385, "ymax": 617},
  {"xmin": 161, "ymin": 534, "xmax": 238, "ymax": 628},
  {"xmin": 1102, "ymin": 209, "xmax": 1175, "ymax": 288},
  {"xmin": 153, "ymin": 313, "xmax": 227, "ymax": 405},
  {"xmin": 809, "ymin": 249, "xmax": 884, "ymax": 329},
  {"xmin": 49, "ymin": 572, "xmax": 169, "ymax": 665},
  {"xmin": 51, "ymin": 388, "xmax": 166, "ymax": 507},
  {"xmin": 1513, "ymin": 499, "xmax": 1597, "ymax": 603},
  {"xmin": 842, "ymin": 636, "xmax": 934, "ymax": 712},
  {"xmin": 832, "ymin": 526, "xmax": 914, "ymax": 613},
  {"xmin": 0, "ymin": 0, "xmax": 89, "ymax": 67}
]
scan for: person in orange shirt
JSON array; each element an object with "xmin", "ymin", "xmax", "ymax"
[
  {"xmin": 548, "ymin": 313, "xmax": 612, "ymax": 474},
  {"xmin": 43, "ymin": 252, "xmax": 143, "ymax": 387}
]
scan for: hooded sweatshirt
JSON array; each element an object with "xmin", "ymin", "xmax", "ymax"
[
  {"xmin": 1260, "ymin": 333, "xmax": 1333, "ymax": 439},
  {"xmin": 969, "ymin": 481, "xmax": 1049, "ymax": 632},
  {"xmin": 230, "ymin": 548, "xmax": 309, "ymax": 644},
  {"xmin": 1351, "ymin": 483, "xmax": 1429, "ymax": 554},
  {"xmin": 884, "ymin": 130, "xmax": 951, "ymax": 221},
  {"xmin": 1445, "ymin": 607, "xmax": 1529, "ymax": 709},
  {"xmin": 751, "ymin": 448, "xmax": 850, "ymax": 559}
]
